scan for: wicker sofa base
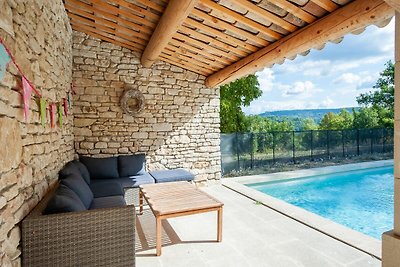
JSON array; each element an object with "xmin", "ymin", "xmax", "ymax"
[{"xmin": 22, "ymin": 184, "xmax": 136, "ymax": 267}]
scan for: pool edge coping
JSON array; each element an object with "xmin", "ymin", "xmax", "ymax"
[{"xmin": 222, "ymin": 160, "xmax": 394, "ymax": 260}]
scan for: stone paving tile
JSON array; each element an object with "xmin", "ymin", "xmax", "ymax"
[{"xmin": 136, "ymin": 185, "xmax": 381, "ymax": 267}]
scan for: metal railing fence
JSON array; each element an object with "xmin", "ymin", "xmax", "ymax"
[{"xmin": 220, "ymin": 128, "xmax": 394, "ymax": 175}]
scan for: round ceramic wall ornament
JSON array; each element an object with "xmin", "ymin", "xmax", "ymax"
[{"xmin": 120, "ymin": 87, "xmax": 145, "ymax": 116}]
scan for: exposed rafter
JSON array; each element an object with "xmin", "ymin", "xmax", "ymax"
[
  {"xmin": 140, "ymin": 0, "xmax": 198, "ymax": 67},
  {"xmin": 384, "ymin": 0, "xmax": 400, "ymax": 12},
  {"xmin": 205, "ymin": 0, "xmax": 394, "ymax": 88}
]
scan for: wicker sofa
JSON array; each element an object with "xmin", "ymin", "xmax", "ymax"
[
  {"xmin": 21, "ymin": 182, "xmax": 136, "ymax": 267},
  {"xmin": 22, "ymin": 154, "xmax": 193, "ymax": 266}
]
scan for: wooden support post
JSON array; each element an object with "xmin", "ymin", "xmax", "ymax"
[
  {"xmin": 140, "ymin": 0, "xmax": 198, "ymax": 67},
  {"xmin": 382, "ymin": 11, "xmax": 400, "ymax": 267},
  {"xmin": 205, "ymin": 0, "xmax": 394, "ymax": 88},
  {"xmin": 156, "ymin": 217, "xmax": 162, "ymax": 256}
]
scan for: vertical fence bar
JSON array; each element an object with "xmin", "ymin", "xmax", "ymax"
[
  {"xmin": 383, "ymin": 128, "xmax": 386, "ymax": 153},
  {"xmin": 272, "ymin": 132, "xmax": 276, "ymax": 164},
  {"xmin": 370, "ymin": 129, "xmax": 373, "ymax": 154},
  {"xmin": 327, "ymin": 130, "xmax": 330, "ymax": 158},
  {"xmin": 342, "ymin": 129, "xmax": 345, "ymax": 158},
  {"xmin": 310, "ymin": 130, "xmax": 314, "ymax": 161},
  {"xmin": 292, "ymin": 131, "xmax": 296, "ymax": 163},
  {"xmin": 250, "ymin": 133, "xmax": 254, "ymax": 169},
  {"xmin": 235, "ymin": 132, "xmax": 240, "ymax": 171},
  {"xmin": 357, "ymin": 129, "xmax": 360, "ymax": 156}
]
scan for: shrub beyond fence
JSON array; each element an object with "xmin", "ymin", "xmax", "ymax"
[{"xmin": 221, "ymin": 128, "xmax": 394, "ymax": 175}]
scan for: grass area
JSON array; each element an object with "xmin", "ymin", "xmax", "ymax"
[{"xmin": 223, "ymin": 153, "xmax": 393, "ymax": 177}]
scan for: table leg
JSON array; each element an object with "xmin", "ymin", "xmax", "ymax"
[
  {"xmin": 139, "ymin": 190, "xmax": 143, "ymax": 214},
  {"xmin": 217, "ymin": 207, "xmax": 223, "ymax": 242},
  {"xmin": 156, "ymin": 216, "xmax": 162, "ymax": 256}
]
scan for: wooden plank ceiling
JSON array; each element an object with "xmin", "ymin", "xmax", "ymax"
[{"xmin": 64, "ymin": 0, "xmax": 394, "ymax": 87}]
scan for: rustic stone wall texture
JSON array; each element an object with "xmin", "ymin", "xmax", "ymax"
[
  {"xmin": 73, "ymin": 31, "xmax": 221, "ymax": 183},
  {"xmin": 0, "ymin": 1, "xmax": 73, "ymax": 266}
]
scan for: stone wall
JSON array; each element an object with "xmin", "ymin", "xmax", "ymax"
[
  {"xmin": 0, "ymin": 1, "xmax": 73, "ymax": 266},
  {"xmin": 73, "ymin": 31, "xmax": 221, "ymax": 183}
]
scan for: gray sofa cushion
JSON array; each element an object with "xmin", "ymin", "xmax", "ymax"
[
  {"xmin": 118, "ymin": 154, "xmax": 146, "ymax": 177},
  {"xmin": 59, "ymin": 161, "xmax": 81, "ymax": 179},
  {"xmin": 90, "ymin": 196, "xmax": 126, "ymax": 209},
  {"xmin": 60, "ymin": 174, "xmax": 94, "ymax": 209},
  {"xmin": 150, "ymin": 169, "xmax": 194, "ymax": 183},
  {"xmin": 74, "ymin": 160, "xmax": 91, "ymax": 184},
  {"xmin": 80, "ymin": 156, "xmax": 119, "ymax": 179},
  {"xmin": 44, "ymin": 185, "xmax": 87, "ymax": 214},
  {"xmin": 89, "ymin": 181, "xmax": 124, "ymax": 198},
  {"xmin": 91, "ymin": 173, "xmax": 155, "ymax": 188}
]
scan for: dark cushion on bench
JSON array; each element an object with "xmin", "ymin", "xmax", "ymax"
[
  {"xmin": 44, "ymin": 184, "xmax": 87, "ymax": 214},
  {"xmin": 80, "ymin": 156, "xmax": 119, "ymax": 179},
  {"xmin": 118, "ymin": 154, "xmax": 146, "ymax": 177},
  {"xmin": 74, "ymin": 160, "xmax": 91, "ymax": 184},
  {"xmin": 60, "ymin": 174, "xmax": 94, "ymax": 209},
  {"xmin": 90, "ymin": 196, "xmax": 126, "ymax": 209},
  {"xmin": 89, "ymin": 181, "xmax": 124, "ymax": 198},
  {"xmin": 150, "ymin": 169, "xmax": 194, "ymax": 183},
  {"xmin": 91, "ymin": 173, "xmax": 155, "ymax": 188},
  {"xmin": 59, "ymin": 161, "xmax": 81, "ymax": 179}
]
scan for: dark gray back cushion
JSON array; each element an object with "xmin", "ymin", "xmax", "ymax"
[
  {"xmin": 74, "ymin": 160, "xmax": 91, "ymax": 184},
  {"xmin": 60, "ymin": 174, "xmax": 94, "ymax": 209},
  {"xmin": 59, "ymin": 161, "xmax": 81, "ymax": 179},
  {"xmin": 80, "ymin": 156, "xmax": 119, "ymax": 179},
  {"xmin": 44, "ymin": 184, "xmax": 87, "ymax": 214},
  {"xmin": 118, "ymin": 154, "xmax": 146, "ymax": 177}
]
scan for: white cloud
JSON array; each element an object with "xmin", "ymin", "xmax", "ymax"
[
  {"xmin": 256, "ymin": 68, "xmax": 275, "ymax": 92},
  {"xmin": 283, "ymin": 81, "xmax": 319, "ymax": 98},
  {"xmin": 334, "ymin": 73, "xmax": 362, "ymax": 84}
]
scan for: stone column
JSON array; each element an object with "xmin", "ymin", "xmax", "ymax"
[{"xmin": 382, "ymin": 11, "xmax": 400, "ymax": 267}]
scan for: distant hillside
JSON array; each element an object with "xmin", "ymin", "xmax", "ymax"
[{"xmin": 260, "ymin": 107, "xmax": 358, "ymax": 123}]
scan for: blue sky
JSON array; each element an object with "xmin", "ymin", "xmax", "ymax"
[{"xmin": 243, "ymin": 18, "xmax": 395, "ymax": 115}]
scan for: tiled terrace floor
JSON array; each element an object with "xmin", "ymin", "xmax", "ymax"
[{"xmin": 135, "ymin": 185, "xmax": 380, "ymax": 267}]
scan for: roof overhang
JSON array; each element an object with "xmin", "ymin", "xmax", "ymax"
[{"xmin": 64, "ymin": 0, "xmax": 395, "ymax": 87}]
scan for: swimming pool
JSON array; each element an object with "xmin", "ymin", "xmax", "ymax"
[{"xmin": 248, "ymin": 166, "xmax": 393, "ymax": 239}]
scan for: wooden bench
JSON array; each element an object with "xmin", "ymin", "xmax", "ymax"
[{"xmin": 139, "ymin": 181, "xmax": 223, "ymax": 256}]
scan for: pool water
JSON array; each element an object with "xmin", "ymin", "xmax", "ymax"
[{"xmin": 249, "ymin": 166, "xmax": 394, "ymax": 239}]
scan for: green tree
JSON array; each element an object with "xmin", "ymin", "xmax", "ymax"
[
  {"xmin": 319, "ymin": 109, "xmax": 353, "ymax": 130},
  {"xmin": 352, "ymin": 108, "xmax": 380, "ymax": 129},
  {"xmin": 220, "ymin": 75, "xmax": 262, "ymax": 133},
  {"xmin": 301, "ymin": 118, "xmax": 319, "ymax": 131},
  {"xmin": 356, "ymin": 61, "xmax": 394, "ymax": 127}
]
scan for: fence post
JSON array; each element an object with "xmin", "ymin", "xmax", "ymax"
[
  {"xmin": 357, "ymin": 129, "xmax": 360, "ymax": 156},
  {"xmin": 370, "ymin": 129, "xmax": 373, "ymax": 154},
  {"xmin": 235, "ymin": 132, "xmax": 240, "ymax": 170},
  {"xmin": 310, "ymin": 130, "xmax": 313, "ymax": 161},
  {"xmin": 272, "ymin": 132, "xmax": 276, "ymax": 164},
  {"xmin": 382, "ymin": 128, "xmax": 386, "ymax": 153},
  {"xmin": 342, "ymin": 130, "xmax": 345, "ymax": 157},
  {"xmin": 250, "ymin": 133, "xmax": 254, "ymax": 169},
  {"xmin": 327, "ymin": 130, "xmax": 330, "ymax": 158},
  {"xmin": 292, "ymin": 131, "xmax": 296, "ymax": 163}
]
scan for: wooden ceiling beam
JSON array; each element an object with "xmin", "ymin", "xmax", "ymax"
[
  {"xmin": 310, "ymin": 0, "xmax": 339, "ymax": 12},
  {"xmin": 271, "ymin": 0, "xmax": 316, "ymax": 23},
  {"xmin": 229, "ymin": 0, "xmax": 299, "ymax": 32},
  {"xmin": 140, "ymin": 0, "xmax": 199, "ymax": 67},
  {"xmin": 205, "ymin": 0, "xmax": 394, "ymax": 88},
  {"xmin": 185, "ymin": 17, "xmax": 258, "ymax": 53},
  {"xmin": 168, "ymin": 38, "xmax": 229, "ymax": 66},
  {"xmin": 191, "ymin": 9, "xmax": 269, "ymax": 47},
  {"xmin": 65, "ymin": 3, "xmax": 149, "ymax": 43},
  {"xmin": 66, "ymin": 0, "xmax": 153, "ymax": 35},
  {"xmin": 384, "ymin": 0, "xmax": 400, "ymax": 12},
  {"xmin": 199, "ymin": 0, "xmax": 282, "ymax": 40}
]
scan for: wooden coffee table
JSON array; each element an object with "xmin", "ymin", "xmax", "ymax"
[{"xmin": 139, "ymin": 181, "xmax": 223, "ymax": 256}]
